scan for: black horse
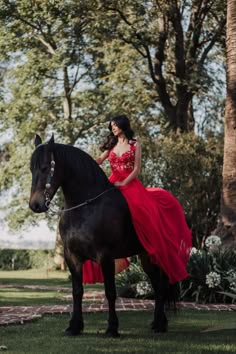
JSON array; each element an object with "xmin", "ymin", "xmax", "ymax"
[{"xmin": 29, "ymin": 134, "xmax": 175, "ymax": 337}]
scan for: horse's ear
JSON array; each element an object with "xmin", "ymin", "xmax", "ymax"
[
  {"xmin": 47, "ymin": 133, "xmax": 55, "ymax": 151},
  {"xmin": 34, "ymin": 134, "xmax": 42, "ymax": 148}
]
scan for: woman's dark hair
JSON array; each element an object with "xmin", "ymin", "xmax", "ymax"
[{"xmin": 100, "ymin": 115, "xmax": 135, "ymax": 151}]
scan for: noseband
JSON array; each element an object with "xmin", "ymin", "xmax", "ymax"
[{"xmin": 43, "ymin": 152, "xmax": 115, "ymax": 214}]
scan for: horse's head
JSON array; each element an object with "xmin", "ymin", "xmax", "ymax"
[{"xmin": 29, "ymin": 134, "xmax": 60, "ymax": 213}]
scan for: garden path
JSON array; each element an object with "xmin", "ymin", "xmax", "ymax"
[{"xmin": 0, "ymin": 285, "xmax": 235, "ymax": 327}]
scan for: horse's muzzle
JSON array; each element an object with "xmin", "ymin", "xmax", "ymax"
[{"xmin": 29, "ymin": 192, "xmax": 48, "ymax": 213}]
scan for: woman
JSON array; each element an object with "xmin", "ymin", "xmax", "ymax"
[{"xmin": 83, "ymin": 115, "xmax": 192, "ymax": 284}]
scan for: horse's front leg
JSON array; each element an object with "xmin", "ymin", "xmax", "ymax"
[
  {"xmin": 64, "ymin": 252, "xmax": 84, "ymax": 336},
  {"xmin": 101, "ymin": 257, "xmax": 119, "ymax": 337}
]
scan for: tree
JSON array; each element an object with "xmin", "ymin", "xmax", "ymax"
[
  {"xmin": 0, "ymin": 0, "xmax": 107, "ymax": 227},
  {"xmin": 219, "ymin": 0, "xmax": 236, "ymax": 244},
  {"xmin": 93, "ymin": 0, "xmax": 226, "ymax": 132},
  {"xmin": 0, "ymin": 0, "xmax": 228, "ymax": 251}
]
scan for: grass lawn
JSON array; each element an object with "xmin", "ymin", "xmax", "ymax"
[
  {"xmin": 0, "ymin": 269, "xmax": 103, "ymax": 306},
  {"xmin": 0, "ymin": 268, "xmax": 70, "ymax": 283},
  {"xmin": 1, "ymin": 311, "xmax": 236, "ymax": 354},
  {"xmin": 0, "ymin": 270, "xmax": 236, "ymax": 353}
]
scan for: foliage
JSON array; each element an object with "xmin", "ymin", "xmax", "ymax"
[
  {"xmin": 0, "ymin": 0, "xmax": 105, "ymax": 230},
  {"xmin": 116, "ymin": 260, "xmax": 153, "ymax": 298},
  {"xmin": 180, "ymin": 236, "xmax": 236, "ymax": 303},
  {"xmin": 116, "ymin": 235, "xmax": 236, "ymax": 304},
  {"xmin": 0, "ymin": 0, "xmax": 227, "ymax": 274},
  {"xmin": 141, "ymin": 131, "xmax": 223, "ymax": 246},
  {"xmin": 0, "ymin": 249, "xmax": 53, "ymax": 270},
  {"xmin": 93, "ymin": 0, "xmax": 226, "ymax": 132}
]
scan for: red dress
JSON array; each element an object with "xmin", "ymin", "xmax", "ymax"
[
  {"xmin": 83, "ymin": 140, "xmax": 192, "ymax": 284},
  {"xmin": 83, "ymin": 258, "xmax": 129, "ymax": 284},
  {"xmin": 108, "ymin": 141, "xmax": 192, "ymax": 284}
]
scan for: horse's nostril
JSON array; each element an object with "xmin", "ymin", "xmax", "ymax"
[
  {"xmin": 30, "ymin": 201, "xmax": 41, "ymax": 213},
  {"xmin": 35, "ymin": 203, "xmax": 40, "ymax": 212}
]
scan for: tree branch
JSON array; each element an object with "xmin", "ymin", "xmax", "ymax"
[
  {"xmin": 186, "ymin": 0, "xmax": 215, "ymax": 60},
  {"xmin": 9, "ymin": 7, "xmax": 57, "ymax": 56},
  {"xmin": 199, "ymin": 18, "xmax": 226, "ymax": 65},
  {"xmin": 37, "ymin": 35, "xmax": 56, "ymax": 55},
  {"xmin": 63, "ymin": 66, "xmax": 72, "ymax": 120},
  {"xmin": 69, "ymin": 69, "xmax": 89, "ymax": 95},
  {"xmin": 116, "ymin": 33, "xmax": 147, "ymax": 57},
  {"xmin": 169, "ymin": 2, "xmax": 186, "ymax": 82}
]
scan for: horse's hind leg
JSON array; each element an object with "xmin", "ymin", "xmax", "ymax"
[
  {"xmin": 139, "ymin": 254, "xmax": 168, "ymax": 333},
  {"xmin": 64, "ymin": 251, "xmax": 84, "ymax": 336},
  {"xmin": 101, "ymin": 257, "xmax": 119, "ymax": 337}
]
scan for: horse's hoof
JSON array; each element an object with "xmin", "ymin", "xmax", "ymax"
[
  {"xmin": 64, "ymin": 327, "xmax": 82, "ymax": 336},
  {"xmin": 153, "ymin": 328, "xmax": 168, "ymax": 334},
  {"xmin": 151, "ymin": 322, "xmax": 168, "ymax": 333},
  {"xmin": 152, "ymin": 325, "xmax": 168, "ymax": 333},
  {"xmin": 105, "ymin": 329, "xmax": 120, "ymax": 338}
]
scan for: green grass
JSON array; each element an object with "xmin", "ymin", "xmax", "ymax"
[
  {"xmin": 0, "ymin": 270, "xmax": 236, "ymax": 353},
  {"xmin": 0, "ymin": 269, "xmax": 103, "ymax": 306},
  {"xmin": 0, "ymin": 269, "xmax": 71, "ymax": 286},
  {"xmin": 0, "ymin": 269, "xmax": 70, "ymax": 306},
  {"xmin": 1, "ymin": 311, "xmax": 236, "ymax": 354}
]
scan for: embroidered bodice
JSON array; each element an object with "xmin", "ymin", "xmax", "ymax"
[{"xmin": 109, "ymin": 140, "xmax": 136, "ymax": 178}]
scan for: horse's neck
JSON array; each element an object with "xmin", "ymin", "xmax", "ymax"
[{"xmin": 58, "ymin": 147, "xmax": 109, "ymax": 206}]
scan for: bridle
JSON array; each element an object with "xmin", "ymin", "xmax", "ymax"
[
  {"xmin": 43, "ymin": 152, "xmax": 115, "ymax": 215},
  {"xmin": 44, "ymin": 152, "xmax": 56, "ymax": 209}
]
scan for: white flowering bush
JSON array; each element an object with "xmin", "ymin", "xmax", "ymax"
[
  {"xmin": 206, "ymin": 272, "xmax": 221, "ymax": 288},
  {"xmin": 116, "ymin": 259, "xmax": 153, "ymax": 299},
  {"xmin": 190, "ymin": 247, "xmax": 202, "ymax": 256},
  {"xmin": 180, "ymin": 237, "xmax": 236, "ymax": 303},
  {"xmin": 116, "ymin": 237, "xmax": 236, "ymax": 303},
  {"xmin": 205, "ymin": 235, "xmax": 222, "ymax": 249},
  {"xmin": 136, "ymin": 281, "xmax": 153, "ymax": 297}
]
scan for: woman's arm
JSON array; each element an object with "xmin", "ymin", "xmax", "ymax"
[
  {"xmin": 115, "ymin": 142, "xmax": 141, "ymax": 186},
  {"xmin": 96, "ymin": 150, "xmax": 109, "ymax": 165}
]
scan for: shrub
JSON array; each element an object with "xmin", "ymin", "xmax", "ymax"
[
  {"xmin": 116, "ymin": 260, "xmax": 153, "ymax": 299},
  {"xmin": 141, "ymin": 132, "xmax": 223, "ymax": 248},
  {"xmin": 0, "ymin": 249, "xmax": 54, "ymax": 270},
  {"xmin": 180, "ymin": 236, "xmax": 236, "ymax": 303},
  {"xmin": 116, "ymin": 236, "xmax": 236, "ymax": 304}
]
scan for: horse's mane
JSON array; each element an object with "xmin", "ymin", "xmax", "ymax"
[
  {"xmin": 31, "ymin": 143, "xmax": 110, "ymax": 189},
  {"xmin": 58, "ymin": 144, "xmax": 109, "ymax": 185}
]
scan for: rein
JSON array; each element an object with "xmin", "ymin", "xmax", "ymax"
[{"xmin": 43, "ymin": 152, "xmax": 116, "ymax": 215}]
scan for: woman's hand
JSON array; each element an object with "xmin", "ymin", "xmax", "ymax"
[
  {"xmin": 96, "ymin": 157, "xmax": 103, "ymax": 165},
  {"xmin": 114, "ymin": 181, "xmax": 126, "ymax": 187},
  {"xmin": 96, "ymin": 150, "xmax": 109, "ymax": 165}
]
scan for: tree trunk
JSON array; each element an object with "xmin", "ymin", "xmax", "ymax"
[{"xmin": 220, "ymin": 0, "xmax": 236, "ymax": 244}]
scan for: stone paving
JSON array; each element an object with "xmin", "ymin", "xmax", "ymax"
[{"xmin": 0, "ymin": 285, "xmax": 235, "ymax": 327}]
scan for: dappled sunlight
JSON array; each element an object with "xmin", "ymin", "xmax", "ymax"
[{"xmin": 0, "ymin": 269, "xmax": 70, "ymax": 280}]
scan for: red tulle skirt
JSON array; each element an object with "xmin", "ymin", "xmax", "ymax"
[
  {"xmin": 83, "ymin": 177, "xmax": 192, "ymax": 284},
  {"xmin": 109, "ymin": 177, "xmax": 192, "ymax": 284},
  {"xmin": 83, "ymin": 258, "xmax": 130, "ymax": 284}
]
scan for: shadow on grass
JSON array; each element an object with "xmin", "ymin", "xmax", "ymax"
[
  {"xmin": 0, "ymin": 275, "xmax": 104, "ymax": 291},
  {"xmin": 1, "ymin": 312, "xmax": 236, "ymax": 354},
  {"xmin": 0, "ymin": 288, "xmax": 71, "ymax": 306},
  {"xmin": 0, "ymin": 277, "xmax": 71, "ymax": 287}
]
